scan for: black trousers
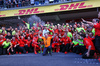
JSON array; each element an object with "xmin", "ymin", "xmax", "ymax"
[
  {"xmin": 73, "ymin": 45, "xmax": 79, "ymax": 53},
  {"xmin": 82, "ymin": 49, "xmax": 95, "ymax": 59},
  {"xmin": 76, "ymin": 46, "xmax": 86, "ymax": 54},
  {"xmin": 13, "ymin": 45, "xmax": 19, "ymax": 54},
  {"xmin": 61, "ymin": 43, "xmax": 70, "ymax": 52},
  {"xmin": 60, "ymin": 44, "xmax": 65, "ymax": 52},
  {"xmin": 18, "ymin": 47, "xmax": 26, "ymax": 54},
  {"xmin": 95, "ymin": 36, "xmax": 100, "ymax": 53},
  {"xmin": 0, "ymin": 46, "xmax": 2, "ymax": 55},
  {"xmin": 2, "ymin": 48, "xmax": 7, "ymax": 55},
  {"xmin": 24, "ymin": 45, "xmax": 28, "ymax": 51},
  {"xmin": 2, "ymin": 45, "xmax": 10, "ymax": 55},
  {"xmin": 24, "ymin": 45, "xmax": 33, "ymax": 52}
]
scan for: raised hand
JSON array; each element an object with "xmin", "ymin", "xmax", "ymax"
[{"xmin": 81, "ymin": 18, "xmax": 86, "ymax": 22}]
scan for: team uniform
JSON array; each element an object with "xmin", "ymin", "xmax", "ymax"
[
  {"xmin": 24, "ymin": 39, "xmax": 32, "ymax": 53},
  {"xmin": 52, "ymin": 36, "xmax": 60, "ymax": 53},
  {"xmin": 18, "ymin": 38, "xmax": 26, "ymax": 54},
  {"xmin": 0, "ymin": 38, "xmax": 6, "ymax": 55},
  {"xmin": 41, "ymin": 37, "xmax": 52, "ymax": 56},
  {"xmin": 76, "ymin": 39, "xmax": 85, "ymax": 54},
  {"xmin": 94, "ymin": 23, "xmax": 100, "ymax": 53},
  {"xmin": 11, "ymin": 39, "xmax": 19, "ymax": 54},
  {"xmin": 60, "ymin": 36, "xmax": 71, "ymax": 54},
  {"xmin": 82, "ymin": 38, "xmax": 95, "ymax": 59},
  {"xmin": 2, "ymin": 41, "xmax": 11, "ymax": 55},
  {"xmin": 32, "ymin": 36, "xmax": 40, "ymax": 54},
  {"xmin": 72, "ymin": 40, "xmax": 79, "ymax": 53}
]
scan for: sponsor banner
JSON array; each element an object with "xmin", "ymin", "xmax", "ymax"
[{"xmin": 0, "ymin": 0, "xmax": 100, "ymax": 17}]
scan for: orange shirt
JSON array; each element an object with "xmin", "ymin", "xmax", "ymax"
[{"xmin": 42, "ymin": 37, "xmax": 52, "ymax": 47}]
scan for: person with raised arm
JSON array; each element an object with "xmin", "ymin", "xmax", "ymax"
[
  {"xmin": 80, "ymin": 34, "xmax": 95, "ymax": 59},
  {"xmin": 38, "ymin": 32, "xmax": 56, "ymax": 56},
  {"xmin": 82, "ymin": 12, "xmax": 100, "ymax": 61},
  {"xmin": 21, "ymin": 19, "xmax": 30, "ymax": 29}
]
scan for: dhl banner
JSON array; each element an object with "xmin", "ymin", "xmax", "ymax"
[{"xmin": 0, "ymin": 0, "xmax": 100, "ymax": 18}]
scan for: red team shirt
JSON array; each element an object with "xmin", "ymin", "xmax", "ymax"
[
  {"xmin": 94, "ymin": 23, "xmax": 100, "ymax": 36},
  {"xmin": 87, "ymin": 36, "xmax": 94, "ymax": 41},
  {"xmin": 53, "ymin": 36, "xmax": 59, "ymax": 42},
  {"xmin": 61, "ymin": 36, "xmax": 71, "ymax": 45},
  {"xmin": 0, "ymin": 38, "xmax": 6, "ymax": 46},
  {"xmin": 83, "ymin": 38, "xmax": 95, "ymax": 50},
  {"xmin": 32, "ymin": 36, "xmax": 38, "ymax": 44},
  {"xmin": 11, "ymin": 39, "xmax": 18, "ymax": 47},
  {"xmin": 18, "ymin": 39, "xmax": 25, "ymax": 47},
  {"xmin": 25, "ymin": 40, "xmax": 32, "ymax": 47}
]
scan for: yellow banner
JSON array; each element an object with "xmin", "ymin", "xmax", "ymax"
[{"xmin": 0, "ymin": 0, "xmax": 100, "ymax": 17}]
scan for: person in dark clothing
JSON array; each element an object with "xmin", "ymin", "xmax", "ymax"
[
  {"xmin": 9, "ymin": 0, "xmax": 17, "ymax": 8},
  {"xmin": 5, "ymin": 32, "xmax": 12, "ymax": 40},
  {"xmin": 22, "ymin": 0, "xmax": 25, "ymax": 6},
  {"xmin": 0, "ymin": 0, "xmax": 3, "ymax": 8},
  {"xmin": 6, "ymin": 28, "xmax": 12, "ymax": 35}
]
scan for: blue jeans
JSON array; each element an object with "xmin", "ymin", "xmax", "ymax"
[{"xmin": 42, "ymin": 46, "xmax": 52, "ymax": 56}]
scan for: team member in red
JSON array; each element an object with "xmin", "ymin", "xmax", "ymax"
[
  {"xmin": 82, "ymin": 13, "xmax": 100, "ymax": 60},
  {"xmin": 11, "ymin": 36, "xmax": 19, "ymax": 54},
  {"xmin": 52, "ymin": 35, "xmax": 60, "ymax": 53},
  {"xmin": 61, "ymin": 33, "xmax": 71, "ymax": 54},
  {"xmin": 0, "ymin": 35, "xmax": 6, "ymax": 55},
  {"xmin": 81, "ymin": 34, "xmax": 95, "ymax": 59},
  {"xmin": 54, "ymin": 27, "xmax": 59, "ymax": 34},
  {"xmin": 32, "ymin": 34, "xmax": 40, "ymax": 54},
  {"xmin": 18, "ymin": 36, "xmax": 26, "ymax": 54},
  {"xmin": 87, "ymin": 33, "xmax": 95, "ymax": 41},
  {"xmin": 24, "ymin": 36, "xmax": 32, "ymax": 53}
]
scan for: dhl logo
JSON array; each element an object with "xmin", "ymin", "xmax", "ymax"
[
  {"xmin": 14, "ymin": 8, "xmax": 44, "ymax": 15},
  {"xmin": 0, "ymin": 12, "xmax": 6, "ymax": 17},
  {"xmin": 55, "ymin": 2, "xmax": 93, "ymax": 11}
]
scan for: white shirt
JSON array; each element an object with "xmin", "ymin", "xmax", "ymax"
[
  {"xmin": 30, "ymin": 0, "xmax": 34, "ymax": 4},
  {"xmin": 43, "ymin": 29, "xmax": 49, "ymax": 37}
]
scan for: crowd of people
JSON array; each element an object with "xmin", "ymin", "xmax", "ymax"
[
  {"xmin": 0, "ymin": 0, "xmax": 83, "ymax": 9},
  {"xmin": 0, "ymin": 12, "xmax": 100, "ymax": 61}
]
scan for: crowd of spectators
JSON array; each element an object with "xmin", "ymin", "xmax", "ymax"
[{"xmin": 0, "ymin": 0, "xmax": 83, "ymax": 9}]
